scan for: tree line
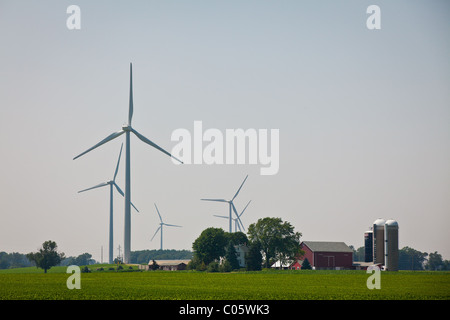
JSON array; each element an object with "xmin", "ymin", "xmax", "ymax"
[{"xmin": 0, "ymin": 242, "xmax": 192, "ymax": 272}]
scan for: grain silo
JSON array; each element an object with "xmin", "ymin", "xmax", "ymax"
[
  {"xmin": 384, "ymin": 219, "xmax": 399, "ymax": 271},
  {"xmin": 372, "ymin": 218, "xmax": 385, "ymax": 265},
  {"xmin": 364, "ymin": 229, "xmax": 373, "ymax": 262}
]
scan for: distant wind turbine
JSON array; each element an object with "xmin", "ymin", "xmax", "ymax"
[
  {"xmin": 201, "ymin": 175, "xmax": 249, "ymax": 233},
  {"xmin": 213, "ymin": 200, "xmax": 251, "ymax": 232},
  {"xmin": 78, "ymin": 143, "xmax": 139, "ymax": 264},
  {"xmin": 73, "ymin": 63, "xmax": 183, "ymax": 263},
  {"xmin": 151, "ymin": 203, "xmax": 182, "ymax": 250}
]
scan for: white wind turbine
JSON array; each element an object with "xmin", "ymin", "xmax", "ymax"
[
  {"xmin": 73, "ymin": 63, "xmax": 183, "ymax": 263},
  {"xmin": 151, "ymin": 203, "xmax": 182, "ymax": 250},
  {"xmin": 77, "ymin": 143, "xmax": 139, "ymax": 264},
  {"xmin": 201, "ymin": 175, "xmax": 249, "ymax": 233},
  {"xmin": 213, "ymin": 200, "xmax": 251, "ymax": 232}
]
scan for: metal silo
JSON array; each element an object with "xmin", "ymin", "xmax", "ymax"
[
  {"xmin": 384, "ymin": 219, "xmax": 399, "ymax": 271},
  {"xmin": 372, "ymin": 218, "xmax": 385, "ymax": 265},
  {"xmin": 364, "ymin": 229, "xmax": 373, "ymax": 262}
]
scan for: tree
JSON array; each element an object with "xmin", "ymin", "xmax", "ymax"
[
  {"xmin": 247, "ymin": 217, "xmax": 302, "ymax": 268},
  {"xmin": 26, "ymin": 240, "xmax": 65, "ymax": 273},
  {"xmin": 192, "ymin": 227, "xmax": 228, "ymax": 265},
  {"xmin": 399, "ymin": 247, "xmax": 427, "ymax": 270},
  {"xmin": 69, "ymin": 253, "xmax": 94, "ymax": 266},
  {"xmin": 302, "ymin": 258, "xmax": 312, "ymax": 270},
  {"xmin": 245, "ymin": 242, "xmax": 262, "ymax": 271},
  {"xmin": 224, "ymin": 241, "xmax": 240, "ymax": 270},
  {"xmin": 426, "ymin": 251, "xmax": 443, "ymax": 271},
  {"xmin": 349, "ymin": 246, "xmax": 365, "ymax": 262},
  {"xmin": 227, "ymin": 232, "xmax": 248, "ymax": 246}
]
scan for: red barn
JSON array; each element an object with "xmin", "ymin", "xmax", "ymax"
[{"xmin": 300, "ymin": 241, "xmax": 353, "ymax": 270}]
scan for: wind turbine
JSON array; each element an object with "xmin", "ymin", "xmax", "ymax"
[
  {"xmin": 73, "ymin": 63, "xmax": 183, "ymax": 263},
  {"xmin": 213, "ymin": 200, "xmax": 251, "ymax": 232},
  {"xmin": 77, "ymin": 143, "xmax": 139, "ymax": 264},
  {"xmin": 201, "ymin": 175, "xmax": 249, "ymax": 233},
  {"xmin": 151, "ymin": 203, "xmax": 182, "ymax": 250}
]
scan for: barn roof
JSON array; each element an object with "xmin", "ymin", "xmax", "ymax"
[{"xmin": 301, "ymin": 241, "xmax": 353, "ymax": 253}]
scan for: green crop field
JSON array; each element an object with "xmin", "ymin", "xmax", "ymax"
[{"xmin": 0, "ymin": 265, "xmax": 448, "ymax": 300}]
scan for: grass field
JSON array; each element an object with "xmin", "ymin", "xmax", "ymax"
[{"xmin": 0, "ymin": 265, "xmax": 448, "ymax": 300}]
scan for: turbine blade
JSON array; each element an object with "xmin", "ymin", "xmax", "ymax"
[
  {"xmin": 240, "ymin": 200, "xmax": 252, "ymax": 217},
  {"xmin": 73, "ymin": 130, "xmax": 125, "ymax": 160},
  {"xmin": 236, "ymin": 220, "xmax": 242, "ymax": 232},
  {"xmin": 151, "ymin": 226, "xmax": 161, "ymax": 241},
  {"xmin": 232, "ymin": 175, "xmax": 248, "ymax": 201},
  {"xmin": 78, "ymin": 182, "xmax": 109, "ymax": 193},
  {"xmin": 131, "ymin": 128, "xmax": 183, "ymax": 164},
  {"xmin": 154, "ymin": 203, "xmax": 163, "ymax": 223},
  {"xmin": 114, "ymin": 183, "xmax": 139, "ymax": 212},
  {"xmin": 231, "ymin": 202, "xmax": 245, "ymax": 231},
  {"xmin": 128, "ymin": 63, "xmax": 133, "ymax": 125},
  {"xmin": 113, "ymin": 143, "xmax": 124, "ymax": 181},
  {"xmin": 213, "ymin": 215, "xmax": 229, "ymax": 219},
  {"xmin": 201, "ymin": 199, "xmax": 228, "ymax": 202},
  {"xmin": 163, "ymin": 223, "xmax": 182, "ymax": 228}
]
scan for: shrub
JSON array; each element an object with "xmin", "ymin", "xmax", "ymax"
[
  {"xmin": 219, "ymin": 260, "xmax": 232, "ymax": 273},
  {"xmin": 207, "ymin": 261, "xmax": 219, "ymax": 273},
  {"xmin": 81, "ymin": 266, "xmax": 91, "ymax": 273}
]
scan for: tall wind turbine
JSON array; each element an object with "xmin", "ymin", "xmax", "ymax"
[
  {"xmin": 213, "ymin": 200, "xmax": 251, "ymax": 232},
  {"xmin": 201, "ymin": 175, "xmax": 249, "ymax": 233},
  {"xmin": 73, "ymin": 63, "xmax": 183, "ymax": 263},
  {"xmin": 77, "ymin": 143, "xmax": 139, "ymax": 264},
  {"xmin": 151, "ymin": 203, "xmax": 182, "ymax": 250}
]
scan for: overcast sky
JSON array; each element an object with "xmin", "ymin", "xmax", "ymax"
[{"xmin": 0, "ymin": 0, "xmax": 449, "ymax": 262}]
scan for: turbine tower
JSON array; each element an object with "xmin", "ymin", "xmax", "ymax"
[
  {"xmin": 213, "ymin": 200, "xmax": 251, "ymax": 232},
  {"xmin": 77, "ymin": 143, "xmax": 139, "ymax": 264},
  {"xmin": 151, "ymin": 203, "xmax": 182, "ymax": 250},
  {"xmin": 201, "ymin": 175, "xmax": 249, "ymax": 233},
  {"xmin": 73, "ymin": 63, "xmax": 183, "ymax": 263}
]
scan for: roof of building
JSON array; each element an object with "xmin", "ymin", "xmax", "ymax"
[
  {"xmin": 148, "ymin": 259, "xmax": 191, "ymax": 266},
  {"xmin": 301, "ymin": 241, "xmax": 353, "ymax": 253}
]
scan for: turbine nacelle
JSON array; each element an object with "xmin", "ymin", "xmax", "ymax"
[{"xmin": 121, "ymin": 124, "xmax": 132, "ymax": 132}]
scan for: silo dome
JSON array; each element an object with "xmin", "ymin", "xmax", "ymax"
[
  {"xmin": 385, "ymin": 219, "xmax": 398, "ymax": 227},
  {"xmin": 373, "ymin": 218, "xmax": 386, "ymax": 226}
]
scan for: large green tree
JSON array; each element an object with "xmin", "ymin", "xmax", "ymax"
[
  {"xmin": 27, "ymin": 240, "xmax": 65, "ymax": 273},
  {"xmin": 247, "ymin": 217, "xmax": 302, "ymax": 268},
  {"xmin": 192, "ymin": 227, "xmax": 228, "ymax": 265}
]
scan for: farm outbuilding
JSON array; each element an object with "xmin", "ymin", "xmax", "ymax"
[
  {"xmin": 300, "ymin": 241, "xmax": 353, "ymax": 270},
  {"xmin": 140, "ymin": 259, "xmax": 191, "ymax": 271}
]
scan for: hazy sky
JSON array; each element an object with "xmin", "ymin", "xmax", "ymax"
[{"xmin": 0, "ymin": 1, "xmax": 449, "ymax": 262}]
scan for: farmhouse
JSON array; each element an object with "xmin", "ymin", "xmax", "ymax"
[
  {"xmin": 300, "ymin": 241, "xmax": 353, "ymax": 270},
  {"xmin": 235, "ymin": 244, "xmax": 249, "ymax": 268}
]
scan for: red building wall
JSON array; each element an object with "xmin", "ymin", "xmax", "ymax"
[
  {"xmin": 300, "ymin": 243, "xmax": 314, "ymax": 266},
  {"xmin": 300, "ymin": 243, "xmax": 353, "ymax": 269}
]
